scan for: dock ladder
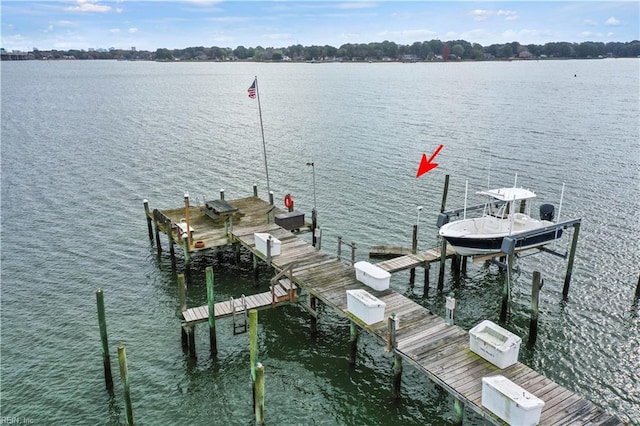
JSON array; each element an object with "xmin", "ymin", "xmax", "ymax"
[{"xmin": 230, "ymin": 295, "xmax": 248, "ymax": 335}]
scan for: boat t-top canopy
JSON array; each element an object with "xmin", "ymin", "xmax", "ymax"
[{"xmin": 476, "ymin": 187, "xmax": 537, "ymax": 202}]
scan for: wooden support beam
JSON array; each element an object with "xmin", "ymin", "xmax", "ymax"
[
  {"xmin": 438, "ymin": 238, "xmax": 447, "ymax": 292},
  {"xmin": 117, "ymin": 344, "xmax": 134, "ymax": 425},
  {"xmin": 96, "ymin": 288, "xmax": 113, "ymax": 391},
  {"xmin": 528, "ymin": 271, "xmax": 542, "ymax": 347},
  {"xmin": 167, "ymin": 218, "xmax": 176, "ymax": 272},
  {"xmin": 153, "ymin": 209, "xmax": 162, "ymax": 255},
  {"xmin": 254, "ymin": 362, "xmax": 265, "ymax": 425},
  {"xmin": 143, "ymin": 199, "xmax": 153, "ymax": 241},
  {"xmin": 206, "ymin": 266, "xmax": 217, "ymax": 357},
  {"xmin": 500, "ymin": 255, "xmax": 514, "ymax": 322}
]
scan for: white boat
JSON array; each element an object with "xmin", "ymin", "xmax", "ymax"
[{"xmin": 438, "ymin": 187, "xmax": 562, "ymax": 257}]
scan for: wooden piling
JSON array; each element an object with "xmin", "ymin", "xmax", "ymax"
[
  {"xmin": 178, "ymin": 274, "xmax": 188, "ymax": 352},
  {"xmin": 424, "ymin": 264, "xmax": 430, "ymax": 297},
  {"xmin": 186, "ymin": 325, "xmax": 196, "ymax": 358},
  {"xmin": 183, "ymin": 193, "xmax": 192, "ymax": 249},
  {"xmin": 636, "ymin": 273, "xmax": 640, "ymax": 301},
  {"xmin": 254, "ymin": 362, "xmax": 265, "ymax": 425},
  {"xmin": 220, "ymin": 189, "xmax": 225, "ymax": 200},
  {"xmin": 96, "ymin": 288, "xmax": 113, "ymax": 391},
  {"xmin": 440, "ymin": 174, "xmax": 450, "ymax": 214},
  {"xmin": 391, "ymin": 353, "xmax": 403, "ymax": 400},
  {"xmin": 349, "ymin": 321, "xmax": 359, "ymax": 365},
  {"xmin": 206, "ymin": 266, "xmax": 217, "ymax": 357},
  {"xmin": 234, "ymin": 243, "xmax": 241, "ymax": 266},
  {"xmin": 500, "ymin": 255, "xmax": 514, "ymax": 322},
  {"xmin": 461, "ymin": 256, "xmax": 468, "ymax": 275},
  {"xmin": 410, "ymin": 225, "xmax": 418, "ymax": 286},
  {"xmin": 249, "ymin": 309, "xmax": 258, "ymax": 381},
  {"xmin": 387, "ymin": 314, "xmax": 402, "ymax": 399},
  {"xmin": 117, "ymin": 344, "xmax": 134, "ymax": 426},
  {"xmin": 563, "ymin": 223, "xmax": 580, "ymax": 299},
  {"xmin": 182, "ymin": 234, "xmax": 192, "ymax": 284},
  {"xmin": 438, "ymin": 238, "xmax": 447, "ymax": 292},
  {"xmin": 311, "ymin": 209, "xmax": 318, "ymax": 247},
  {"xmin": 253, "ymin": 184, "xmax": 258, "ymax": 197},
  {"xmin": 451, "ymin": 254, "xmax": 461, "ymax": 279},
  {"xmin": 153, "ymin": 209, "xmax": 162, "ymax": 255},
  {"xmin": 528, "ymin": 271, "xmax": 542, "ymax": 347},
  {"xmin": 143, "ymin": 199, "xmax": 153, "ymax": 241},
  {"xmin": 411, "ymin": 225, "xmax": 418, "ymax": 254},
  {"xmin": 266, "ymin": 235, "xmax": 272, "ymax": 267},
  {"xmin": 310, "ymin": 296, "xmax": 318, "ymax": 335},
  {"xmin": 167, "ymin": 219, "xmax": 176, "ymax": 271},
  {"xmin": 252, "ymin": 254, "xmax": 259, "ymax": 287},
  {"xmin": 268, "ymin": 191, "xmax": 274, "ymax": 205}
]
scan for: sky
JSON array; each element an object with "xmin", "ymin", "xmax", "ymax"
[{"xmin": 1, "ymin": 1, "xmax": 638, "ymax": 52}]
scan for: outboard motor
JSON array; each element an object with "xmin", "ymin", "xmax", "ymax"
[{"xmin": 539, "ymin": 204, "xmax": 555, "ymax": 221}]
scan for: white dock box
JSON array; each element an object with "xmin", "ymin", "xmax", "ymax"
[
  {"xmin": 254, "ymin": 233, "xmax": 281, "ymax": 257},
  {"xmin": 354, "ymin": 261, "xmax": 391, "ymax": 291},
  {"xmin": 469, "ymin": 320, "xmax": 521, "ymax": 368},
  {"xmin": 346, "ymin": 289, "xmax": 386, "ymax": 324},
  {"xmin": 482, "ymin": 375, "xmax": 545, "ymax": 425}
]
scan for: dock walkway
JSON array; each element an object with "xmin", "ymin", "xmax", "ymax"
[{"xmin": 227, "ymin": 222, "xmax": 620, "ymax": 425}]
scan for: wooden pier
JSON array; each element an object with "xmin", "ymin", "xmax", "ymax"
[{"xmin": 145, "ymin": 192, "xmax": 621, "ymax": 425}]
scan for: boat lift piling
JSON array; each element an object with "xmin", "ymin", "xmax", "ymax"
[{"xmin": 437, "ymin": 175, "xmax": 450, "ymax": 292}]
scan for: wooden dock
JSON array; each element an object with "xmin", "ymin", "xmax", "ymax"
[
  {"xmin": 228, "ymin": 222, "xmax": 621, "ymax": 425},
  {"xmin": 147, "ymin": 193, "xmax": 621, "ymax": 424},
  {"xmin": 375, "ymin": 245, "xmax": 456, "ymax": 273},
  {"xmin": 182, "ymin": 278, "xmax": 298, "ymax": 324}
]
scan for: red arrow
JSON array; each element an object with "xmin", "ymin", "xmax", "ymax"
[{"xmin": 416, "ymin": 144, "xmax": 443, "ymax": 178}]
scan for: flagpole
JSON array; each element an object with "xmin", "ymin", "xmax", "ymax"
[{"xmin": 254, "ymin": 76, "xmax": 271, "ymax": 196}]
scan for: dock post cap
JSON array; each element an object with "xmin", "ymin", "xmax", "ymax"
[
  {"xmin": 143, "ymin": 199, "xmax": 148, "ymax": 203},
  {"xmin": 417, "ymin": 206, "xmax": 423, "ymax": 211},
  {"xmin": 184, "ymin": 192, "xmax": 189, "ymax": 199}
]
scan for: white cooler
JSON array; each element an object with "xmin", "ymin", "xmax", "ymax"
[
  {"xmin": 354, "ymin": 261, "xmax": 391, "ymax": 291},
  {"xmin": 254, "ymin": 233, "xmax": 281, "ymax": 256},
  {"xmin": 346, "ymin": 289, "xmax": 386, "ymax": 324},
  {"xmin": 482, "ymin": 375, "xmax": 545, "ymax": 425},
  {"xmin": 470, "ymin": 320, "xmax": 521, "ymax": 368}
]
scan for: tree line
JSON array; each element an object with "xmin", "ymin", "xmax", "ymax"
[{"xmin": 25, "ymin": 39, "xmax": 640, "ymax": 61}]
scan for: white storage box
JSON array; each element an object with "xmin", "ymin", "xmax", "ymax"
[
  {"xmin": 469, "ymin": 320, "xmax": 521, "ymax": 368},
  {"xmin": 346, "ymin": 289, "xmax": 386, "ymax": 324},
  {"xmin": 254, "ymin": 233, "xmax": 281, "ymax": 257},
  {"xmin": 354, "ymin": 261, "xmax": 391, "ymax": 291},
  {"xmin": 482, "ymin": 375, "xmax": 545, "ymax": 425}
]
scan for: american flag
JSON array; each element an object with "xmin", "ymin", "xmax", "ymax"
[{"xmin": 248, "ymin": 79, "xmax": 256, "ymax": 99}]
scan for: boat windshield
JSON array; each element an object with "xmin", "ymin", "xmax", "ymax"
[{"xmin": 486, "ymin": 201, "xmax": 509, "ymax": 218}]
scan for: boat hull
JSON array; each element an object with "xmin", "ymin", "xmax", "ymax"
[{"xmin": 442, "ymin": 229, "xmax": 563, "ymax": 257}]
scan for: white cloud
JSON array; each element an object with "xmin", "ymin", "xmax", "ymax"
[
  {"xmin": 66, "ymin": 1, "xmax": 111, "ymax": 13},
  {"xmin": 583, "ymin": 19, "xmax": 597, "ymax": 27},
  {"xmin": 605, "ymin": 17, "xmax": 621, "ymax": 26},
  {"xmin": 607, "ymin": 32, "xmax": 615, "ymax": 37},
  {"xmin": 129, "ymin": 28, "xmax": 138, "ymax": 34},
  {"xmin": 110, "ymin": 28, "xmax": 120, "ymax": 33},
  {"xmin": 497, "ymin": 10, "xmax": 518, "ymax": 21},
  {"xmin": 468, "ymin": 9, "xmax": 492, "ymax": 22}
]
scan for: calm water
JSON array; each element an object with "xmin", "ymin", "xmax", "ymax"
[{"xmin": 1, "ymin": 59, "xmax": 639, "ymax": 425}]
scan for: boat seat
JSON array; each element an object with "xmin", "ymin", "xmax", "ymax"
[{"xmin": 513, "ymin": 213, "xmax": 527, "ymax": 228}]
